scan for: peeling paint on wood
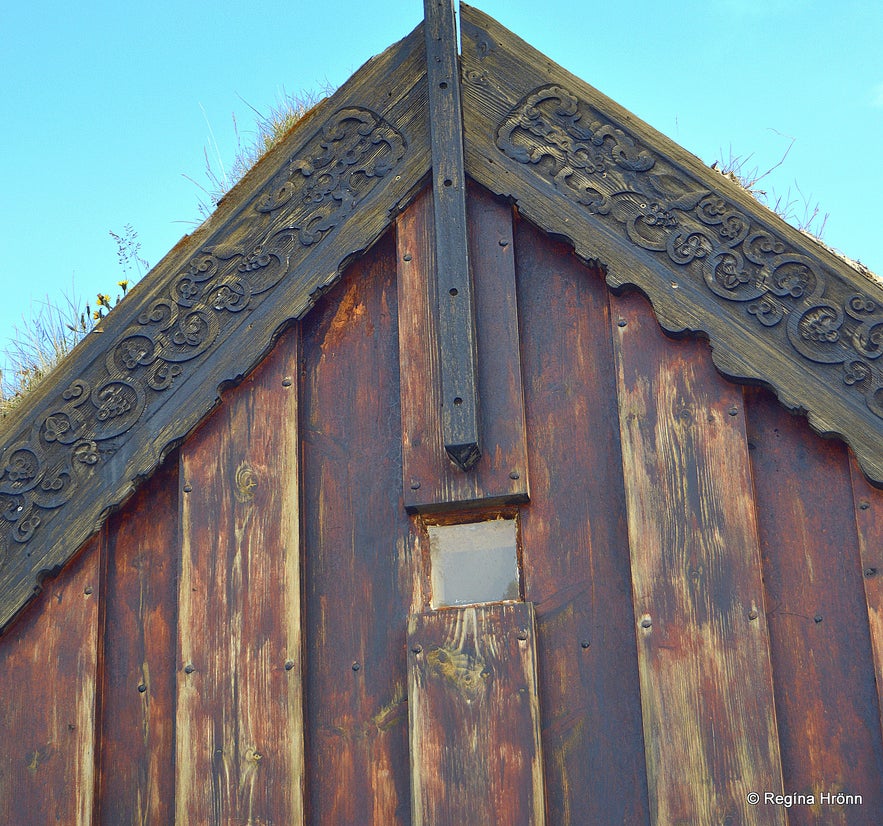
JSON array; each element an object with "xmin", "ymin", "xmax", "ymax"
[
  {"xmin": 612, "ymin": 290, "xmax": 784, "ymax": 825},
  {"xmin": 176, "ymin": 327, "xmax": 304, "ymax": 824},
  {"xmin": 746, "ymin": 386, "xmax": 883, "ymax": 823},
  {"xmin": 97, "ymin": 459, "xmax": 178, "ymax": 825},
  {"xmin": 397, "ymin": 183, "xmax": 529, "ymax": 510},
  {"xmin": 514, "ymin": 218, "xmax": 650, "ymax": 824},
  {"xmin": 301, "ymin": 231, "xmax": 412, "ymax": 824},
  {"xmin": 408, "ymin": 602, "xmax": 545, "ymax": 825},
  {"xmin": 0, "ymin": 535, "xmax": 100, "ymax": 825},
  {"xmin": 849, "ymin": 453, "xmax": 883, "ymax": 742}
]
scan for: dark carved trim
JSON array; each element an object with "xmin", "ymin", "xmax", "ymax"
[
  {"xmin": 495, "ymin": 84, "xmax": 883, "ymax": 420},
  {"xmin": 0, "ymin": 24, "xmax": 430, "ymax": 632},
  {"xmin": 460, "ymin": 4, "xmax": 883, "ymax": 484}
]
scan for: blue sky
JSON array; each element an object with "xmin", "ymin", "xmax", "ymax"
[{"xmin": 2, "ymin": 0, "xmax": 881, "ymax": 386}]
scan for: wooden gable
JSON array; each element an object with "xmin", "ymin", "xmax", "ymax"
[{"xmin": 2, "ymin": 4, "xmax": 882, "ymax": 824}]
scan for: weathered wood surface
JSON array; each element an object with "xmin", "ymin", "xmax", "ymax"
[
  {"xmin": 849, "ymin": 454, "xmax": 883, "ymax": 739},
  {"xmin": 398, "ymin": 184, "xmax": 528, "ymax": 510},
  {"xmin": 0, "ymin": 535, "xmax": 100, "ymax": 825},
  {"xmin": 301, "ymin": 232, "xmax": 412, "ymax": 823},
  {"xmin": 514, "ymin": 218, "xmax": 650, "ymax": 824},
  {"xmin": 423, "ymin": 0, "xmax": 480, "ymax": 469},
  {"xmin": 460, "ymin": 3, "xmax": 883, "ymax": 486},
  {"xmin": 745, "ymin": 387, "xmax": 883, "ymax": 823},
  {"xmin": 408, "ymin": 602, "xmax": 545, "ymax": 825},
  {"xmin": 97, "ymin": 459, "xmax": 178, "ymax": 825},
  {"xmin": 176, "ymin": 326, "xmax": 304, "ymax": 824},
  {"xmin": 0, "ymin": 17, "xmax": 431, "ymax": 633},
  {"xmin": 612, "ymin": 290, "xmax": 784, "ymax": 825}
]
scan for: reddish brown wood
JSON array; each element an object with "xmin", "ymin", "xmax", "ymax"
[
  {"xmin": 301, "ymin": 231, "xmax": 412, "ymax": 823},
  {"xmin": 176, "ymin": 326, "xmax": 304, "ymax": 824},
  {"xmin": 849, "ymin": 454, "xmax": 883, "ymax": 740},
  {"xmin": 0, "ymin": 535, "xmax": 100, "ymax": 825},
  {"xmin": 397, "ymin": 183, "xmax": 529, "ymax": 509},
  {"xmin": 96, "ymin": 457, "xmax": 178, "ymax": 825},
  {"xmin": 612, "ymin": 290, "xmax": 784, "ymax": 825},
  {"xmin": 513, "ymin": 219, "xmax": 650, "ymax": 824},
  {"xmin": 746, "ymin": 386, "xmax": 883, "ymax": 823},
  {"xmin": 408, "ymin": 602, "xmax": 545, "ymax": 825}
]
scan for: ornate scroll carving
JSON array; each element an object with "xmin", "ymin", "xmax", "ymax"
[
  {"xmin": 496, "ymin": 84, "xmax": 883, "ymax": 420},
  {"xmin": 0, "ymin": 107, "xmax": 406, "ymax": 565}
]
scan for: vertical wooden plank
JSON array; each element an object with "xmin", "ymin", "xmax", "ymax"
[
  {"xmin": 97, "ymin": 457, "xmax": 178, "ymax": 825},
  {"xmin": 408, "ymin": 602, "xmax": 545, "ymax": 825},
  {"xmin": 745, "ymin": 386, "xmax": 883, "ymax": 823},
  {"xmin": 514, "ymin": 220, "xmax": 650, "ymax": 824},
  {"xmin": 612, "ymin": 291, "xmax": 784, "ymax": 825},
  {"xmin": 0, "ymin": 535, "xmax": 100, "ymax": 825},
  {"xmin": 849, "ymin": 454, "xmax": 883, "ymax": 740},
  {"xmin": 301, "ymin": 231, "xmax": 412, "ymax": 823},
  {"xmin": 176, "ymin": 326, "xmax": 304, "ymax": 824},
  {"xmin": 398, "ymin": 183, "xmax": 529, "ymax": 509}
]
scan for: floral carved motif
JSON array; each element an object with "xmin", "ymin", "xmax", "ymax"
[
  {"xmin": 497, "ymin": 85, "xmax": 883, "ymax": 418},
  {"xmin": 0, "ymin": 107, "xmax": 406, "ymax": 562}
]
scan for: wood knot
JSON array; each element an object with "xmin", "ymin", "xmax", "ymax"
[{"xmin": 234, "ymin": 463, "xmax": 259, "ymax": 503}]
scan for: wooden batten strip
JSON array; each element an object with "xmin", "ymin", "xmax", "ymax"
[
  {"xmin": 423, "ymin": 0, "xmax": 481, "ymax": 469},
  {"xmin": 849, "ymin": 454, "xmax": 883, "ymax": 740},
  {"xmin": 611, "ymin": 291, "xmax": 784, "ymax": 825},
  {"xmin": 397, "ymin": 184, "xmax": 529, "ymax": 510},
  {"xmin": 175, "ymin": 327, "xmax": 304, "ymax": 823},
  {"xmin": 408, "ymin": 602, "xmax": 545, "ymax": 825}
]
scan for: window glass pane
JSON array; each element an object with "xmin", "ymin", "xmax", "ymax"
[{"xmin": 428, "ymin": 519, "xmax": 519, "ymax": 608}]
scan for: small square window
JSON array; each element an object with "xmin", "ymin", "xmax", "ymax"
[{"xmin": 427, "ymin": 518, "xmax": 520, "ymax": 608}]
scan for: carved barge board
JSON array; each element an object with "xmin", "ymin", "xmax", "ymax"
[
  {"xmin": 611, "ymin": 290, "xmax": 785, "ymax": 825},
  {"xmin": 514, "ymin": 218, "xmax": 651, "ymax": 823},
  {"xmin": 407, "ymin": 602, "xmax": 545, "ymax": 826},
  {"xmin": 0, "ymin": 535, "xmax": 100, "ymax": 826},
  {"xmin": 300, "ymin": 234, "xmax": 412, "ymax": 823},
  {"xmin": 744, "ymin": 386, "xmax": 883, "ymax": 819},
  {"xmin": 423, "ymin": 0, "xmax": 481, "ymax": 469},
  {"xmin": 176, "ymin": 327, "xmax": 304, "ymax": 824},
  {"xmin": 0, "ymin": 19, "xmax": 431, "ymax": 633},
  {"xmin": 397, "ymin": 183, "xmax": 529, "ymax": 510},
  {"xmin": 460, "ymin": 3, "xmax": 883, "ymax": 486},
  {"xmin": 96, "ymin": 460, "xmax": 178, "ymax": 825}
]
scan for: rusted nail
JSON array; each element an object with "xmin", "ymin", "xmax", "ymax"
[
  {"xmin": 84, "ymin": 586, "xmax": 93, "ymax": 595},
  {"xmin": 509, "ymin": 470, "xmax": 520, "ymax": 480},
  {"xmin": 184, "ymin": 663, "xmax": 195, "ymax": 674},
  {"xmin": 748, "ymin": 609, "xmax": 759, "ymax": 620},
  {"xmin": 865, "ymin": 567, "xmax": 878, "ymax": 578},
  {"xmin": 498, "ymin": 239, "xmax": 509, "ymax": 247},
  {"xmin": 403, "ymin": 253, "xmax": 412, "ymax": 262},
  {"xmin": 137, "ymin": 683, "xmax": 147, "ymax": 693},
  {"xmin": 281, "ymin": 376, "xmax": 293, "ymax": 387},
  {"xmin": 617, "ymin": 319, "xmax": 627, "ymax": 328},
  {"xmin": 580, "ymin": 640, "xmax": 590, "ymax": 649},
  {"xmin": 411, "ymin": 644, "xmax": 423, "ymax": 654},
  {"xmin": 813, "ymin": 614, "xmax": 823, "ymax": 623},
  {"xmin": 183, "ymin": 484, "xmax": 193, "ymax": 493},
  {"xmin": 284, "ymin": 660, "xmax": 295, "ymax": 671},
  {"xmin": 352, "ymin": 661, "xmax": 361, "ymax": 672},
  {"xmin": 640, "ymin": 616, "xmax": 652, "ymax": 629},
  {"xmin": 859, "ymin": 501, "xmax": 870, "ymax": 510},
  {"xmin": 728, "ymin": 406, "xmax": 739, "ymax": 416},
  {"xmin": 410, "ymin": 480, "xmax": 421, "ymax": 490},
  {"xmin": 516, "ymin": 628, "xmax": 528, "ymax": 641}
]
